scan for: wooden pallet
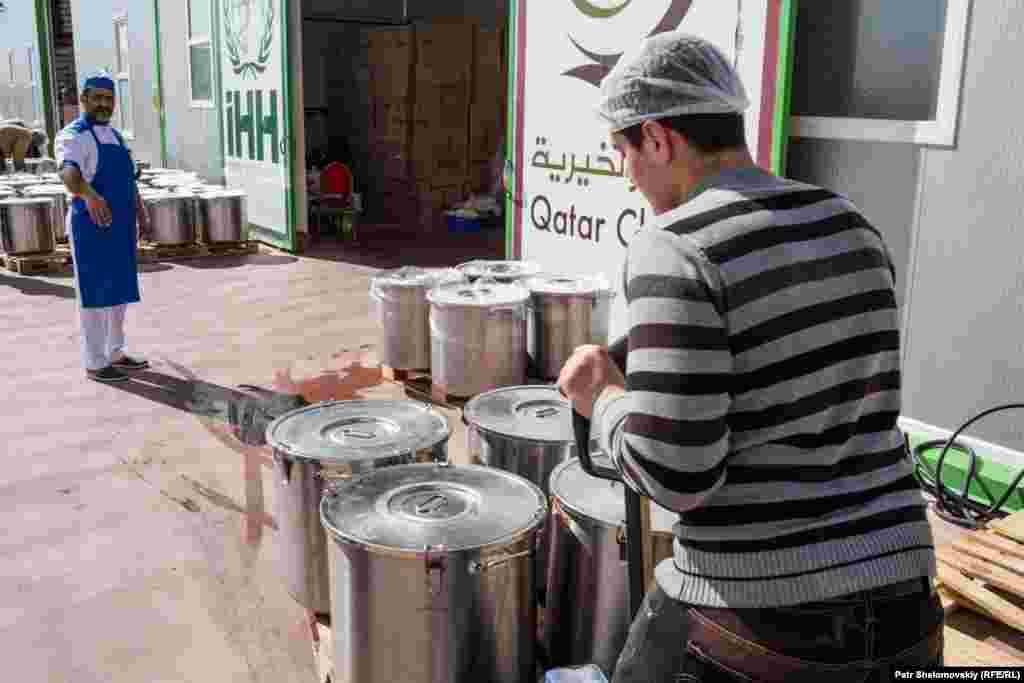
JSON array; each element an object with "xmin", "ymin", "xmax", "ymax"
[
  {"xmin": 380, "ymin": 365, "xmax": 428, "ymax": 383},
  {"xmin": 136, "ymin": 240, "xmax": 259, "ymax": 263},
  {"xmin": 937, "ymin": 511, "xmax": 1024, "ymax": 633},
  {"xmin": 399, "ymin": 374, "xmax": 471, "ymax": 408},
  {"xmin": 202, "ymin": 240, "xmax": 260, "ymax": 257},
  {"xmin": 1, "ymin": 250, "xmax": 71, "ymax": 275}
]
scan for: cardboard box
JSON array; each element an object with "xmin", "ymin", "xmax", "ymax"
[
  {"xmin": 413, "ymin": 80, "xmax": 471, "ymax": 129},
  {"xmin": 415, "ymin": 20, "xmax": 474, "ymax": 84},
  {"xmin": 469, "ymin": 101, "xmax": 504, "ymax": 163},
  {"xmin": 411, "ymin": 123, "xmax": 469, "ymax": 184},
  {"xmin": 369, "ymin": 98, "xmax": 413, "ymax": 143}
]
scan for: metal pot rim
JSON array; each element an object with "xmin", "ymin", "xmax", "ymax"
[
  {"xmin": 468, "ymin": 423, "xmax": 576, "ymax": 446},
  {"xmin": 319, "ymin": 463, "xmax": 548, "ymax": 553}
]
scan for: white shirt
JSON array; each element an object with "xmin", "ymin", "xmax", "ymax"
[{"xmin": 54, "ymin": 122, "xmax": 125, "ymax": 184}]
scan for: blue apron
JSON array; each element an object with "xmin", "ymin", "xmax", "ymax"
[{"xmin": 69, "ymin": 118, "xmax": 140, "ymax": 309}]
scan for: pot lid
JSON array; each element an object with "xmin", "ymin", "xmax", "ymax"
[
  {"xmin": 526, "ymin": 273, "xmax": 611, "ymax": 296},
  {"xmin": 464, "ymin": 385, "xmax": 574, "ymax": 443},
  {"xmin": 426, "ymin": 280, "xmax": 530, "ymax": 307},
  {"xmin": 266, "ymin": 399, "xmax": 449, "ymax": 464},
  {"xmin": 549, "ymin": 457, "xmax": 678, "ymax": 532},
  {"xmin": 197, "ymin": 189, "xmax": 246, "ymax": 199},
  {"xmin": 24, "ymin": 185, "xmax": 66, "ymax": 195},
  {"xmin": 0, "ymin": 197, "xmax": 53, "ymax": 206},
  {"xmin": 456, "ymin": 260, "xmax": 541, "ymax": 280},
  {"xmin": 372, "ymin": 266, "xmax": 463, "ymax": 290},
  {"xmin": 320, "ymin": 463, "xmax": 547, "ymax": 552}
]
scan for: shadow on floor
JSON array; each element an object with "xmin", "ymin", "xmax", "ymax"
[
  {"xmin": 301, "ymin": 223, "xmax": 505, "ymax": 270},
  {"xmin": 103, "ymin": 356, "xmax": 389, "ymax": 546},
  {"xmin": 43, "ymin": 262, "xmax": 176, "ymax": 280},
  {"xmin": 0, "ymin": 272, "xmax": 76, "ymax": 298},
  {"xmin": 173, "ymin": 253, "xmax": 300, "ymax": 270}
]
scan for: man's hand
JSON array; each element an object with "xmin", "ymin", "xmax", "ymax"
[
  {"xmin": 557, "ymin": 344, "xmax": 627, "ymax": 418},
  {"xmin": 85, "ymin": 192, "xmax": 112, "ymax": 227}
]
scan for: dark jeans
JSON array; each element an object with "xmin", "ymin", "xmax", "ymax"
[{"xmin": 611, "ymin": 578, "xmax": 944, "ymax": 683}]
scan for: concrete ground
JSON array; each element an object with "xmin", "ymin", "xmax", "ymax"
[
  {"xmin": 0, "ymin": 228, "xmax": 502, "ymax": 682},
  {"xmin": 6, "ymin": 224, "xmax": 1024, "ymax": 679}
]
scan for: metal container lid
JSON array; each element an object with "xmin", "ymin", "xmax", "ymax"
[
  {"xmin": 0, "ymin": 197, "xmax": 53, "ymax": 206},
  {"xmin": 23, "ymin": 185, "xmax": 67, "ymax": 196},
  {"xmin": 549, "ymin": 457, "xmax": 678, "ymax": 532},
  {"xmin": 456, "ymin": 260, "xmax": 541, "ymax": 281},
  {"xmin": 145, "ymin": 192, "xmax": 194, "ymax": 204},
  {"xmin": 464, "ymin": 385, "xmax": 574, "ymax": 444},
  {"xmin": 372, "ymin": 266, "xmax": 462, "ymax": 290},
  {"xmin": 266, "ymin": 399, "xmax": 450, "ymax": 464},
  {"xmin": 197, "ymin": 189, "xmax": 246, "ymax": 199},
  {"xmin": 426, "ymin": 280, "xmax": 530, "ymax": 307},
  {"xmin": 526, "ymin": 273, "xmax": 612, "ymax": 297},
  {"xmin": 321, "ymin": 463, "xmax": 547, "ymax": 552}
]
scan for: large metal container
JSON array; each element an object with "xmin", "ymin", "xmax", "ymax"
[
  {"xmin": 321, "ymin": 463, "xmax": 548, "ymax": 683},
  {"xmin": 145, "ymin": 192, "xmax": 196, "ymax": 245},
  {"xmin": 2, "ymin": 175, "xmax": 42, "ymax": 191},
  {"xmin": 526, "ymin": 274, "xmax": 614, "ymax": 380},
  {"xmin": 25, "ymin": 158, "xmax": 58, "ymax": 175},
  {"xmin": 150, "ymin": 173, "xmax": 200, "ymax": 189},
  {"xmin": 24, "ymin": 185, "xmax": 70, "ymax": 242},
  {"xmin": 456, "ymin": 259, "xmax": 541, "ymax": 283},
  {"xmin": 0, "ymin": 197, "xmax": 55, "ymax": 255},
  {"xmin": 464, "ymin": 385, "xmax": 577, "ymax": 599},
  {"xmin": 266, "ymin": 399, "xmax": 450, "ymax": 615},
  {"xmin": 543, "ymin": 457, "xmax": 678, "ymax": 675},
  {"xmin": 370, "ymin": 267, "xmax": 464, "ymax": 372},
  {"xmin": 195, "ymin": 190, "xmax": 248, "ymax": 243},
  {"xmin": 427, "ymin": 281, "xmax": 530, "ymax": 398}
]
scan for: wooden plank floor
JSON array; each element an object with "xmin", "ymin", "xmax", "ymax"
[{"xmin": 0, "ymin": 232, "xmax": 501, "ymax": 682}]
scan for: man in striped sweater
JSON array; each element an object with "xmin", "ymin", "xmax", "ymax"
[{"xmin": 557, "ymin": 33, "xmax": 942, "ymax": 682}]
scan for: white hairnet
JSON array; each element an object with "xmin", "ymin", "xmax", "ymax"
[{"xmin": 597, "ymin": 32, "xmax": 750, "ymax": 132}]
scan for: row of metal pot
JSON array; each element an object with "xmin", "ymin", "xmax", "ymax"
[
  {"xmin": 371, "ymin": 260, "xmax": 614, "ymax": 396},
  {"xmin": 266, "ymin": 389, "xmax": 675, "ymax": 682},
  {"xmin": 0, "ymin": 168, "xmax": 248, "ymax": 255}
]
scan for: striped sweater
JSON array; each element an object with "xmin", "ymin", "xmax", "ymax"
[{"xmin": 594, "ymin": 167, "xmax": 936, "ymax": 608}]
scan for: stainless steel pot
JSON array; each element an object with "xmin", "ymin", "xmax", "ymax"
[
  {"xmin": 371, "ymin": 267, "xmax": 464, "ymax": 372},
  {"xmin": 427, "ymin": 281, "xmax": 530, "ymax": 398},
  {"xmin": 145, "ymin": 193, "xmax": 196, "ymax": 245},
  {"xmin": 195, "ymin": 190, "xmax": 247, "ymax": 243},
  {"xmin": 464, "ymin": 385, "xmax": 577, "ymax": 600},
  {"xmin": 543, "ymin": 457, "xmax": 677, "ymax": 675},
  {"xmin": 24, "ymin": 158, "xmax": 58, "ymax": 175},
  {"xmin": 0, "ymin": 197, "xmax": 55, "ymax": 255},
  {"xmin": 266, "ymin": 399, "xmax": 450, "ymax": 615},
  {"xmin": 321, "ymin": 463, "xmax": 547, "ymax": 683},
  {"xmin": 24, "ymin": 186, "xmax": 70, "ymax": 242},
  {"xmin": 456, "ymin": 259, "xmax": 541, "ymax": 283},
  {"xmin": 526, "ymin": 274, "xmax": 613, "ymax": 381}
]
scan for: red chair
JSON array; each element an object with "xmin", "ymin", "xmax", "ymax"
[{"xmin": 313, "ymin": 162, "xmax": 357, "ymax": 240}]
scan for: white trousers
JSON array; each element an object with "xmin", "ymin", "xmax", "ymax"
[
  {"xmin": 78, "ymin": 303, "xmax": 127, "ymax": 371},
  {"xmin": 69, "ymin": 214, "xmax": 129, "ymax": 371}
]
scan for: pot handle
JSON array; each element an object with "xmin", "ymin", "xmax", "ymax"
[{"xmin": 468, "ymin": 547, "xmax": 534, "ymax": 575}]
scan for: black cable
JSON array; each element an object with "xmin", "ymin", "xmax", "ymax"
[{"xmin": 909, "ymin": 403, "xmax": 1024, "ymax": 529}]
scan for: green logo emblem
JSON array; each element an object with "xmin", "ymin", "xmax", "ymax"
[{"xmin": 223, "ymin": 0, "xmax": 276, "ymax": 79}]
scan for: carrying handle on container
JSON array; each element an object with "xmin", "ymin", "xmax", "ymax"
[{"xmin": 468, "ymin": 547, "xmax": 534, "ymax": 575}]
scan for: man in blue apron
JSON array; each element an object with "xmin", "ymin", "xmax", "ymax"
[{"xmin": 55, "ymin": 71, "xmax": 151, "ymax": 383}]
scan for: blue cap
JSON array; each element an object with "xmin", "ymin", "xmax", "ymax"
[{"xmin": 81, "ymin": 70, "xmax": 115, "ymax": 94}]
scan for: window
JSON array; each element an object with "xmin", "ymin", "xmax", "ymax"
[
  {"xmin": 113, "ymin": 16, "xmax": 134, "ymax": 136},
  {"xmin": 188, "ymin": 0, "xmax": 214, "ymax": 106},
  {"xmin": 790, "ymin": 0, "xmax": 970, "ymax": 147},
  {"xmin": 27, "ymin": 46, "xmax": 38, "ymax": 123},
  {"xmin": 7, "ymin": 49, "xmax": 14, "ymax": 85}
]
